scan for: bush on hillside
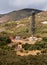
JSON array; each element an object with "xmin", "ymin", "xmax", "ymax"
[
  {"xmin": 43, "ymin": 37, "xmax": 47, "ymax": 42},
  {"xmin": 0, "ymin": 36, "xmax": 11, "ymax": 46},
  {"xmin": 22, "ymin": 43, "xmax": 31, "ymax": 50},
  {"xmin": 22, "ymin": 41, "xmax": 46, "ymax": 50}
]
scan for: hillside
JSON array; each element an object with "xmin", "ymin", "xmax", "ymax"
[
  {"xmin": 0, "ymin": 9, "xmax": 47, "ymax": 37},
  {"xmin": 0, "ymin": 9, "xmax": 47, "ymax": 65},
  {"xmin": 0, "ymin": 8, "xmax": 47, "ymax": 38},
  {"xmin": 0, "ymin": 8, "xmax": 41, "ymax": 23}
]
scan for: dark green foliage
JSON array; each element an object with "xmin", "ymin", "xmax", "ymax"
[
  {"xmin": 0, "ymin": 49, "xmax": 47, "ymax": 65},
  {"xmin": 0, "ymin": 36, "xmax": 11, "ymax": 44},
  {"xmin": 43, "ymin": 37, "xmax": 47, "ymax": 42},
  {"xmin": 0, "ymin": 41, "xmax": 6, "ymax": 46},
  {"xmin": 22, "ymin": 41, "xmax": 46, "ymax": 50},
  {"xmin": 1, "ymin": 46, "xmax": 12, "ymax": 50},
  {"xmin": 4, "ymin": 37, "xmax": 11, "ymax": 44},
  {"xmin": 34, "ymin": 41, "xmax": 45, "ymax": 49},
  {"xmin": 22, "ymin": 43, "xmax": 31, "ymax": 50},
  {"xmin": 0, "ymin": 36, "xmax": 11, "ymax": 49}
]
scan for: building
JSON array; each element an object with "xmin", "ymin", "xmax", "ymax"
[
  {"xmin": 41, "ymin": 21, "xmax": 47, "ymax": 24},
  {"xmin": 15, "ymin": 36, "xmax": 21, "ymax": 40}
]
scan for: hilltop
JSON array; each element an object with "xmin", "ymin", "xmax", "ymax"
[{"xmin": 0, "ymin": 8, "xmax": 41, "ymax": 23}]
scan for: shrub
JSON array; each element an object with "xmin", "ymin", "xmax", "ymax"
[
  {"xmin": 43, "ymin": 37, "xmax": 47, "ymax": 41},
  {"xmin": 22, "ymin": 41, "xmax": 46, "ymax": 51},
  {"xmin": 0, "ymin": 41, "xmax": 6, "ymax": 46},
  {"xmin": 4, "ymin": 37, "xmax": 11, "ymax": 44},
  {"xmin": 0, "ymin": 36, "xmax": 11, "ymax": 47},
  {"xmin": 22, "ymin": 43, "xmax": 31, "ymax": 50}
]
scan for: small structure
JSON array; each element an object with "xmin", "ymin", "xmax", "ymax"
[
  {"xmin": 27, "ymin": 37, "xmax": 38, "ymax": 41},
  {"xmin": 15, "ymin": 36, "xmax": 21, "ymax": 40},
  {"xmin": 41, "ymin": 21, "xmax": 47, "ymax": 24},
  {"xmin": 15, "ymin": 43, "xmax": 22, "ymax": 51},
  {"xmin": 17, "ymin": 44, "xmax": 22, "ymax": 50}
]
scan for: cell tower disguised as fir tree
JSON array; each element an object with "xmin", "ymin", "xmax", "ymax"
[{"xmin": 30, "ymin": 10, "xmax": 42, "ymax": 40}]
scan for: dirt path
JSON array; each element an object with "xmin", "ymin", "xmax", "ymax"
[
  {"xmin": 12, "ymin": 39, "xmax": 36, "ymax": 44},
  {"xmin": 8, "ymin": 39, "xmax": 36, "ymax": 47},
  {"xmin": 8, "ymin": 39, "xmax": 41, "ymax": 56},
  {"xmin": 16, "ymin": 50, "xmax": 41, "ymax": 56}
]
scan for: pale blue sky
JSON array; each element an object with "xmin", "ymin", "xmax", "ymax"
[{"xmin": 0, "ymin": 0, "xmax": 47, "ymax": 14}]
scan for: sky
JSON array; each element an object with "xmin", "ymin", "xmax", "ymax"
[{"xmin": 0, "ymin": 0, "xmax": 47, "ymax": 14}]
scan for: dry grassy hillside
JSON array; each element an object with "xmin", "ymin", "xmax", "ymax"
[{"xmin": 0, "ymin": 9, "xmax": 47, "ymax": 38}]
